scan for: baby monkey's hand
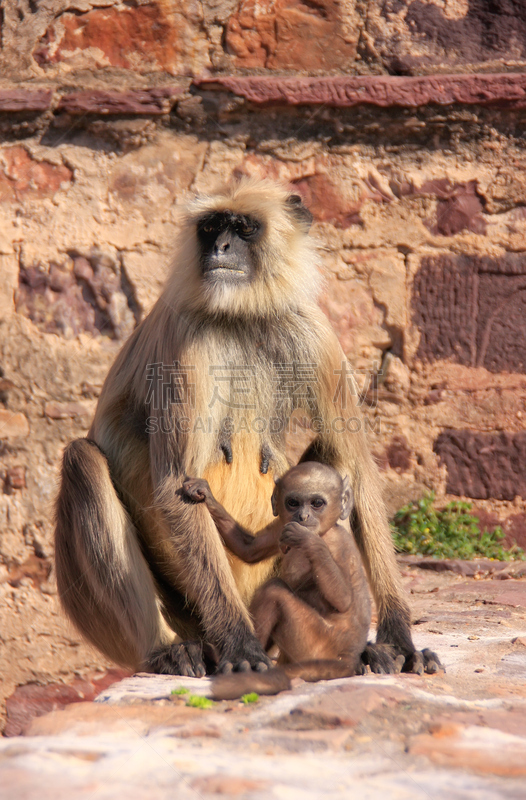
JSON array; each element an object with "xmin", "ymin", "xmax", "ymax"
[
  {"xmin": 183, "ymin": 478, "xmax": 212, "ymax": 503},
  {"xmin": 279, "ymin": 521, "xmax": 315, "ymax": 554}
]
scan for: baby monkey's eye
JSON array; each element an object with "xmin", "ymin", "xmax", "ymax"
[
  {"xmin": 286, "ymin": 498, "xmax": 300, "ymax": 509},
  {"xmin": 311, "ymin": 498, "xmax": 326, "ymax": 509}
]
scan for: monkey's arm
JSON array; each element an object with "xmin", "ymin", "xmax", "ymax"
[
  {"xmin": 183, "ymin": 478, "xmax": 281, "ymax": 564},
  {"xmin": 150, "ymin": 429, "xmax": 271, "ymax": 674},
  {"xmin": 280, "ymin": 522, "xmax": 353, "ymax": 612}
]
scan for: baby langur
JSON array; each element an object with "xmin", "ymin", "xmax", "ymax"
[{"xmin": 183, "ymin": 462, "xmax": 373, "ymax": 699}]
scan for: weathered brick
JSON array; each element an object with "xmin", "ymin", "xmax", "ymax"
[
  {"xmin": 413, "ymin": 254, "xmax": 526, "ymax": 373},
  {"xmin": 34, "ymin": 3, "xmax": 208, "ymax": 76},
  {"xmin": 58, "ymin": 88, "xmax": 182, "ymax": 116},
  {"xmin": 16, "ymin": 256, "xmax": 138, "ymax": 340},
  {"xmin": 0, "ymin": 147, "xmax": 71, "ymax": 204},
  {"xmin": 434, "ymin": 430, "xmax": 526, "ymax": 500},
  {"xmin": 0, "ymin": 411, "xmax": 29, "ymax": 439},
  {"xmin": 369, "ymin": 1, "xmax": 526, "ymax": 75},
  {"xmin": 224, "ymin": 0, "xmax": 359, "ymax": 71}
]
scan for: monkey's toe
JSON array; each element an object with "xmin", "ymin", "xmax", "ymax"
[
  {"xmin": 422, "ymin": 648, "xmax": 444, "ymax": 674},
  {"xmin": 146, "ymin": 641, "xmax": 206, "ymax": 678},
  {"xmin": 217, "ymin": 635, "xmax": 273, "ymax": 675},
  {"xmin": 361, "ymin": 642, "xmax": 398, "ymax": 674},
  {"xmin": 403, "ymin": 648, "xmax": 444, "ymax": 675}
]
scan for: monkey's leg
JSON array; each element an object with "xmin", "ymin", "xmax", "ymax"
[
  {"xmin": 250, "ymin": 578, "xmax": 339, "ymax": 663},
  {"xmin": 153, "ymin": 471, "xmax": 272, "ymax": 675},
  {"xmin": 54, "ymin": 439, "xmax": 194, "ymax": 673}
]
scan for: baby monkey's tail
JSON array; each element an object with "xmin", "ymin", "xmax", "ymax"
[{"xmin": 211, "ymin": 657, "xmax": 360, "ymax": 701}]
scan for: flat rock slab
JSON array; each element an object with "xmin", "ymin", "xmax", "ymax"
[
  {"xmin": 95, "ymin": 674, "xmax": 214, "ymax": 704},
  {"xmin": 3, "ymin": 569, "xmax": 526, "ymax": 798}
]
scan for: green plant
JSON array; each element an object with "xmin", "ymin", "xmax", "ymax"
[
  {"xmin": 391, "ymin": 493, "xmax": 524, "ymax": 561},
  {"xmin": 241, "ymin": 692, "xmax": 259, "ymax": 704},
  {"xmin": 185, "ymin": 695, "xmax": 214, "ymax": 709},
  {"xmin": 171, "ymin": 687, "xmax": 189, "ymax": 695}
]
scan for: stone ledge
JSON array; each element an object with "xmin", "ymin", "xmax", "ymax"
[
  {"xmin": 57, "ymin": 87, "xmax": 183, "ymax": 115},
  {"xmin": 195, "ymin": 73, "xmax": 526, "ymax": 108},
  {"xmin": 0, "ymin": 89, "xmax": 52, "ymax": 112},
  {"xmin": 3, "ymin": 75, "xmax": 526, "ymax": 115}
]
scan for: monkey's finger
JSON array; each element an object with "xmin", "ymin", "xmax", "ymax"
[
  {"xmin": 394, "ymin": 654, "xmax": 405, "ymax": 674},
  {"xmin": 186, "ymin": 643, "xmax": 207, "ymax": 678},
  {"xmin": 422, "ymin": 648, "xmax": 444, "ymax": 674},
  {"xmin": 404, "ymin": 651, "xmax": 425, "ymax": 675},
  {"xmin": 237, "ymin": 660, "xmax": 251, "ymax": 673},
  {"xmin": 255, "ymin": 661, "xmax": 269, "ymax": 672}
]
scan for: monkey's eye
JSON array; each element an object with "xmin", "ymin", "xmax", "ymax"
[
  {"xmin": 235, "ymin": 217, "xmax": 260, "ymax": 238},
  {"xmin": 286, "ymin": 498, "xmax": 300, "ymax": 510},
  {"xmin": 311, "ymin": 498, "xmax": 326, "ymax": 509}
]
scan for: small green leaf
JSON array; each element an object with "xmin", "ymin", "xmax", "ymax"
[
  {"xmin": 171, "ymin": 687, "xmax": 190, "ymax": 695},
  {"xmin": 186, "ymin": 695, "xmax": 214, "ymax": 709},
  {"xmin": 241, "ymin": 692, "xmax": 259, "ymax": 704}
]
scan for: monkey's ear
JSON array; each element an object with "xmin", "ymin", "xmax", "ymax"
[
  {"xmin": 286, "ymin": 194, "xmax": 313, "ymax": 230},
  {"xmin": 340, "ymin": 475, "xmax": 354, "ymax": 520},
  {"xmin": 271, "ymin": 481, "xmax": 280, "ymax": 516}
]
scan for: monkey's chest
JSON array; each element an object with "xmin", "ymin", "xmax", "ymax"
[{"xmin": 280, "ymin": 549, "xmax": 313, "ymax": 590}]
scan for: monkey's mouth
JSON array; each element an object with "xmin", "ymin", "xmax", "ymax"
[{"xmin": 207, "ymin": 266, "xmax": 246, "ymax": 274}]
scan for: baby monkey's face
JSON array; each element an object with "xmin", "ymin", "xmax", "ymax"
[
  {"xmin": 272, "ymin": 463, "xmax": 352, "ymax": 535},
  {"xmin": 279, "ymin": 484, "xmax": 341, "ymax": 535}
]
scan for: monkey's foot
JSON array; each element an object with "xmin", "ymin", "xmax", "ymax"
[
  {"xmin": 146, "ymin": 641, "xmax": 206, "ymax": 678},
  {"xmin": 217, "ymin": 635, "xmax": 272, "ymax": 675},
  {"xmin": 361, "ymin": 643, "xmax": 405, "ymax": 675},
  {"xmin": 403, "ymin": 648, "xmax": 444, "ymax": 675}
]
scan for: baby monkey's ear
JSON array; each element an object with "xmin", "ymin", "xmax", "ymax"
[
  {"xmin": 271, "ymin": 479, "xmax": 280, "ymax": 517},
  {"xmin": 340, "ymin": 475, "xmax": 354, "ymax": 520}
]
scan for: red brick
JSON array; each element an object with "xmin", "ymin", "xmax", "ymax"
[
  {"xmin": 225, "ymin": 0, "xmax": 358, "ymax": 71},
  {"xmin": 0, "ymin": 147, "xmax": 71, "ymax": 204},
  {"xmin": 35, "ymin": 4, "xmax": 201, "ymax": 76}
]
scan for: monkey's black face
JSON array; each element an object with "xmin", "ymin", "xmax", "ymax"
[{"xmin": 197, "ymin": 211, "xmax": 262, "ymax": 286}]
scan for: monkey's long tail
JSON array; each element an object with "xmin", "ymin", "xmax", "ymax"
[{"xmin": 211, "ymin": 657, "xmax": 359, "ymax": 701}]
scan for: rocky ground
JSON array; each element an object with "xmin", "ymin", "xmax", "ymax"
[{"xmin": 1, "ymin": 559, "xmax": 526, "ymax": 799}]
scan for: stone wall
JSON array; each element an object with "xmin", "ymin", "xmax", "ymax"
[{"xmin": 1, "ymin": 0, "xmax": 526, "ymax": 724}]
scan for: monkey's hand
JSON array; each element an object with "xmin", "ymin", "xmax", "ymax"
[
  {"xmin": 183, "ymin": 478, "xmax": 212, "ymax": 504},
  {"xmin": 279, "ymin": 521, "xmax": 317, "ymax": 554},
  {"xmin": 217, "ymin": 630, "xmax": 272, "ymax": 675}
]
